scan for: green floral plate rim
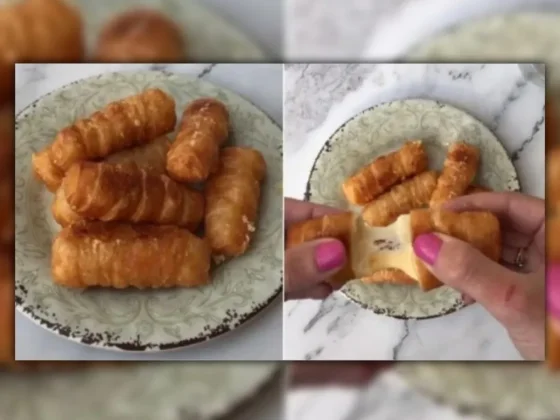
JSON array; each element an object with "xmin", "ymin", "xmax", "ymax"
[
  {"xmin": 305, "ymin": 98, "xmax": 519, "ymax": 320},
  {"xmin": 15, "ymin": 70, "xmax": 283, "ymax": 352}
]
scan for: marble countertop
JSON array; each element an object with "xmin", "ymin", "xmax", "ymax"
[
  {"xmin": 284, "ymin": 63, "xmax": 544, "ymax": 361},
  {"xmin": 284, "ymin": 62, "xmax": 544, "ymax": 419},
  {"xmin": 14, "ymin": 63, "xmax": 282, "ymax": 361}
]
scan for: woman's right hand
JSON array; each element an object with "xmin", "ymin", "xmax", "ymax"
[{"xmin": 412, "ymin": 192, "xmax": 546, "ymax": 360}]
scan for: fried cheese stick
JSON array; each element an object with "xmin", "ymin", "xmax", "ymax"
[
  {"xmin": 52, "ymin": 222, "xmax": 211, "ymax": 289},
  {"xmin": 369, "ymin": 209, "xmax": 501, "ymax": 291},
  {"xmin": 362, "ymin": 171, "xmax": 438, "ymax": 227},
  {"xmin": 0, "ymin": 0, "xmax": 83, "ymax": 62},
  {"xmin": 286, "ymin": 212, "xmax": 355, "ymax": 288},
  {"xmin": 52, "ymin": 137, "xmax": 172, "ymax": 227},
  {"xmin": 32, "ymin": 88, "xmax": 176, "ymax": 192},
  {"xmin": 61, "ymin": 162, "xmax": 204, "ymax": 230},
  {"xmin": 430, "ymin": 142, "xmax": 480, "ymax": 207},
  {"xmin": 205, "ymin": 147, "xmax": 266, "ymax": 258},
  {"xmin": 94, "ymin": 9, "xmax": 185, "ymax": 62},
  {"xmin": 342, "ymin": 140, "xmax": 428, "ymax": 205},
  {"xmin": 167, "ymin": 98, "xmax": 229, "ymax": 183},
  {"xmin": 286, "ymin": 209, "xmax": 500, "ymax": 291}
]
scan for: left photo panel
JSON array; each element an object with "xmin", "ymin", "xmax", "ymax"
[{"xmin": 14, "ymin": 62, "xmax": 283, "ymax": 361}]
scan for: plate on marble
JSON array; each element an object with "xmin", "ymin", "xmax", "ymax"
[
  {"xmin": 0, "ymin": 362, "xmax": 281, "ymax": 420},
  {"xmin": 397, "ymin": 363, "xmax": 559, "ymax": 420},
  {"xmin": 69, "ymin": 0, "xmax": 265, "ymax": 61},
  {"xmin": 306, "ymin": 98, "xmax": 519, "ymax": 319},
  {"xmin": 15, "ymin": 70, "xmax": 283, "ymax": 351}
]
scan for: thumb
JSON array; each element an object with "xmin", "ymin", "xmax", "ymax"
[
  {"xmin": 413, "ymin": 233, "xmax": 524, "ymax": 323},
  {"xmin": 285, "ymin": 238, "xmax": 346, "ymax": 295}
]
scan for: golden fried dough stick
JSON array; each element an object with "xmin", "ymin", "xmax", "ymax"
[
  {"xmin": 94, "ymin": 9, "xmax": 185, "ymax": 62},
  {"xmin": 205, "ymin": 147, "xmax": 266, "ymax": 258},
  {"xmin": 52, "ymin": 222, "xmax": 211, "ymax": 289},
  {"xmin": 52, "ymin": 138, "xmax": 171, "ymax": 227},
  {"xmin": 430, "ymin": 142, "xmax": 480, "ymax": 207},
  {"xmin": 0, "ymin": 0, "xmax": 83, "ymax": 62},
  {"xmin": 167, "ymin": 98, "xmax": 230, "ymax": 183},
  {"xmin": 362, "ymin": 171, "xmax": 438, "ymax": 227},
  {"xmin": 465, "ymin": 184, "xmax": 491, "ymax": 195},
  {"xmin": 548, "ymin": 318, "xmax": 560, "ymax": 370},
  {"xmin": 105, "ymin": 135, "xmax": 170, "ymax": 173},
  {"xmin": 32, "ymin": 88, "xmax": 176, "ymax": 192},
  {"xmin": 548, "ymin": 148, "xmax": 560, "ymax": 214},
  {"xmin": 342, "ymin": 140, "xmax": 428, "ymax": 205},
  {"xmin": 548, "ymin": 216, "xmax": 560, "ymax": 261},
  {"xmin": 286, "ymin": 212, "xmax": 355, "ymax": 289},
  {"xmin": 61, "ymin": 162, "xmax": 204, "ymax": 231}
]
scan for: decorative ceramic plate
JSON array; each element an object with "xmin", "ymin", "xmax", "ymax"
[
  {"xmin": 0, "ymin": 362, "xmax": 280, "ymax": 420},
  {"xmin": 397, "ymin": 363, "xmax": 559, "ymax": 420},
  {"xmin": 306, "ymin": 98, "xmax": 519, "ymax": 319},
  {"xmin": 15, "ymin": 71, "xmax": 283, "ymax": 351},
  {"xmin": 69, "ymin": 0, "xmax": 265, "ymax": 60},
  {"xmin": 408, "ymin": 13, "xmax": 560, "ymax": 87}
]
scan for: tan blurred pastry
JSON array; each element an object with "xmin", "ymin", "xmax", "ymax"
[
  {"xmin": 342, "ymin": 140, "xmax": 428, "ymax": 205},
  {"xmin": 94, "ymin": 9, "xmax": 185, "ymax": 62},
  {"xmin": 167, "ymin": 98, "xmax": 230, "ymax": 183},
  {"xmin": 205, "ymin": 147, "xmax": 265, "ymax": 258},
  {"xmin": 0, "ymin": 65, "xmax": 13, "ymax": 106},
  {"xmin": 548, "ymin": 318, "xmax": 560, "ymax": 370},
  {"xmin": 548, "ymin": 148, "xmax": 560, "ymax": 214},
  {"xmin": 0, "ymin": 250, "xmax": 13, "ymax": 362},
  {"xmin": 287, "ymin": 208, "xmax": 501, "ymax": 291},
  {"xmin": 430, "ymin": 142, "xmax": 480, "ymax": 207},
  {"xmin": 546, "ymin": 100, "xmax": 558, "ymax": 152},
  {"xmin": 32, "ymin": 88, "xmax": 176, "ymax": 192},
  {"xmin": 0, "ymin": 106, "xmax": 13, "ymax": 244},
  {"xmin": 465, "ymin": 184, "xmax": 491, "ymax": 195},
  {"xmin": 105, "ymin": 135, "xmax": 170, "ymax": 173},
  {"xmin": 0, "ymin": 0, "xmax": 83, "ymax": 62},
  {"xmin": 61, "ymin": 162, "xmax": 204, "ymax": 231},
  {"xmin": 548, "ymin": 216, "xmax": 560, "ymax": 261},
  {"xmin": 286, "ymin": 212, "xmax": 355, "ymax": 288},
  {"xmin": 0, "ymin": 105, "xmax": 12, "ymax": 169},
  {"xmin": 362, "ymin": 171, "xmax": 438, "ymax": 227},
  {"xmin": 52, "ymin": 222, "xmax": 211, "ymax": 289}
]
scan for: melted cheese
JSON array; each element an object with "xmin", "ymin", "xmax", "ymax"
[{"xmin": 351, "ymin": 214, "xmax": 419, "ymax": 281}]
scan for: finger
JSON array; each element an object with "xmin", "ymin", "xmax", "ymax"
[
  {"xmin": 289, "ymin": 362, "xmax": 392, "ymax": 387},
  {"xmin": 284, "ymin": 197, "xmax": 343, "ymax": 227},
  {"xmin": 285, "ymin": 283, "xmax": 333, "ymax": 301},
  {"xmin": 502, "ymin": 230, "xmax": 532, "ymax": 249},
  {"xmin": 443, "ymin": 192, "xmax": 545, "ymax": 236},
  {"xmin": 461, "ymin": 293, "xmax": 475, "ymax": 306},
  {"xmin": 413, "ymin": 233, "xmax": 526, "ymax": 324},
  {"xmin": 285, "ymin": 239, "xmax": 347, "ymax": 295}
]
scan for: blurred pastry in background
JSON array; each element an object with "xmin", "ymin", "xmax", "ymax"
[
  {"xmin": 94, "ymin": 9, "xmax": 185, "ymax": 62},
  {"xmin": 0, "ymin": 65, "xmax": 13, "ymax": 106},
  {"xmin": 0, "ymin": 0, "xmax": 83, "ymax": 62},
  {"xmin": 0, "ymin": 251, "xmax": 13, "ymax": 361},
  {"xmin": 0, "ymin": 106, "xmax": 13, "ymax": 245}
]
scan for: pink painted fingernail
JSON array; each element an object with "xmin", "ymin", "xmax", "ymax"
[
  {"xmin": 315, "ymin": 241, "xmax": 346, "ymax": 272},
  {"xmin": 413, "ymin": 233, "xmax": 443, "ymax": 266},
  {"xmin": 548, "ymin": 263, "xmax": 560, "ymax": 319}
]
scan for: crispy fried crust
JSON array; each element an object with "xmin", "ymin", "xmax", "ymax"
[
  {"xmin": 342, "ymin": 140, "xmax": 428, "ymax": 205},
  {"xmin": 360, "ymin": 268, "xmax": 417, "ymax": 286},
  {"xmin": 52, "ymin": 188, "xmax": 82, "ymax": 227},
  {"xmin": 0, "ymin": 0, "xmax": 83, "ymax": 62},
  {"xmin": 32, "ymin": 88, "xmax": 176, "ymax": 192},
  {"xmin": 105, "ymin": 136, "xmax": 170, "ymax": 173},
  {"xmin": 430, "ymin": 142, "xmax": 480, "ymax": 207},
  {"xmin": 410, "ymin": 209, "xmax": 501, "ymax": 291},
  {"xmin": 62, "ymin": 162, "xmax": 204, "ymax": 231},
  {"xmin": 205, "ymin": 147, "xmax": 266, "ymax": 258},
  {"xmin": 548, "ymin": 148, "xmax": 560, "ymax": 214},
  {"xmin": 167, "ymin": 98, "xmax": 230, "ymax": 183},
  {"xmin": 52, "ymin": 222, "xmax": 211, "ymax": 289},
  {"xmin": 285, "ymin": 212, "xmax": 355, "ymax": 288},
  {"xmin": 362, "ymin": 171, "xmax": 438, "ymax": 227},
  {"xmin": 94, "ymin": 9, "xmax": 185, "ymax": 62}
]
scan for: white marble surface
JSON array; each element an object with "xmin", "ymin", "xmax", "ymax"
[
  {"xmin": 288, "ymin": 371, "xmax": 487, "ymax": 420},
  {"xmin": 14, "ymin": 63, "xmax": 282, "ymax": 361},
  {"xmin": 283, "ymin": 63, "xmax": 545, "ymax": 362}
]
